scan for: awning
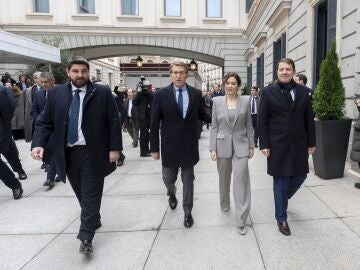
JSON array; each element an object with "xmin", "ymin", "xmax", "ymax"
[{"xmin": 0, "ymin": 30, "xmax": 60, "ymax": 64}]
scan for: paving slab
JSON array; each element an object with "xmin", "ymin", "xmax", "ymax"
[
  {"xmin": 23, "ymin": 231, "xmax": 157, "ymax": 270},
  {"xmin": 144, "ymin": 226, "xmax": 265, "ymax": 270},
  {"xmin": 254, "ymin": 219, "xmax": 360, "ymax": 270},
  {"xmin": 0, "ymin": 234, "xmax": 55, "ymax": 270}
]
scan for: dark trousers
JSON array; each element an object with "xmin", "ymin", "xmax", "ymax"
[
  {"xmin": 273, "ymin": 175, "xmax": 307, "ymax": 222},
  {"xmin": 0, "ymin": 158, "xmax": 21, "ymax": 190},
  {"xmin": 251, "ymin": 114, "xmax": 258, "ymax": 145},
  {"xmin": 2, "ymin": 139, "xmax": 23, "ymax": 173},
  {"xmin": 138, "ymin": 120, "xmax": 150, "ymax": 153},
  {"xmin": 66, "ymin": 147, "xmax": 104, "ymax": 241},
  {"xmin": 162, "ymin": 166, "xmax": 195, "ymax": 215},
  {"xmin": 47, "ymin": 154, "xmax": 56, "ymax": 182}
]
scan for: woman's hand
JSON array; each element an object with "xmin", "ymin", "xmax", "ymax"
[
  {"xmin": 249, "ymin": 148, "xmax": 254, "ymax": 159},
  {"xmin": 210, "ymin": 150, "xmax": 217, "ymax": 161}
]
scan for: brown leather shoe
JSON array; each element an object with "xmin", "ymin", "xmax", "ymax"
[{"xmin": 277, "ymin": 221, "xmax": 291, "ymax": 236}]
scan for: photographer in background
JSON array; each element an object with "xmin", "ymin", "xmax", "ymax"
[{"xmin": 133, "ymin": 78, "xmax": 153, "ymax": 157}]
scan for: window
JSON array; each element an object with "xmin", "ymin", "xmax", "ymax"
[
  {"xmin": 256, "ymin": 53, "xmax": 264, "ymax": 89},
  {"xmin": 130, "ymin": 58, "xmax": 136, "ymax": 63},
  {"xmin": 96, "ymin": 69, "xmax": 101, "ymax": 80},
  {"xmin": 162, "ymin": 60, "xmax": 169, "ymax": 64},
  {"xmin": 147, "ymin": 59, "xmax": 154, "ymax": 64},
  {"xmin": 33, "ymin": 0, "xmax": 50, "ymax": 13},
  {"xmin": 313, "ymin": 0, "xmax": 337, "ymax": 88},
  {"xmin": 246, "ymin": 0, "xmax": 253, "ymax": 13},
  {"xmin": 78, "ymin": 0, "xmax": 95, "ymax": 14},
  {"xmin": 164, "ymin": 0, "xmax": 181, "ymax": 16},
  {"xmin": 122, "ymin": 0, "xmax": 138, "ymax": 15},
  {"xmin": 247, "ymin": 64, "xmax": 252, "ymax": 89},
  {"xmin": 206, "ymin": 0, "xmax": 222, "ymax": 18},
  {"xmin": 273, "ymin": 33, "xmax": 286, "ymax": 81}
]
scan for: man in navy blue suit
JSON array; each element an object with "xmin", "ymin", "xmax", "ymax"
[
  {"xmin": 31, "ymin": 57, "xmax": 123, "ymax": 254},
  {"xmin": 150, "ymin": 61, "xmax": 210, "ymax": 228}
]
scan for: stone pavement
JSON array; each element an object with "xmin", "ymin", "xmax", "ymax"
[{"xmin": 2, "ymin": 129, "xmax": 360, "ymax": 270}]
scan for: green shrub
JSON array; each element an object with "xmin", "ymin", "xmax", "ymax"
[{"xmin": 313, "ymin": 41, "xmax": 345, "ymax": 120}]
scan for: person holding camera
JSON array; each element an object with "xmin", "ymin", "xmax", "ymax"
[{"xmin": 133, "ymin": 79, "xmax": 153, "ymax": 157}]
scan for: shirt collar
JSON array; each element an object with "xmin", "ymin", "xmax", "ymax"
[
  {"xmin": 174, "ymin": 85, "xmax": 187, "ymax": 91},
  {"xmin": 71, "ymin": 82, "xmax": 87, "ymax": 92}
]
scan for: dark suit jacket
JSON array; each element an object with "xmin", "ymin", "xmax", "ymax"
[
  {"xmin": 31, "ymin": 81, "xmax": 123, "ymax": 182},
  {"xmin": 124, "ymin": 98, "xmax": 138, "ymax": 128},
  {"xmin": 31, "ymin": 89, "xmax": 47, "ymax": 125},
  {"xmin": 258, "ymin": 82, "xmax": 316, "ymax": 177},
  {"xmin": 0, "ymin": 89, "xmax": 14, "ymax": 153},
  {"xmin": 150, "ymin": 83, "xmax": 210, "ymax": 168}
]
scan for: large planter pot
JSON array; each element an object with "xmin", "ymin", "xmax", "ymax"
[{"xmin": 313, "ymin": 118, "xmax": 352, "ymax": 179}]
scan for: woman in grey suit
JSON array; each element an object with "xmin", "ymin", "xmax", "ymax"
[{"xmin": 210, "ymin": 72, "xmax": 254, "ymax": 235}]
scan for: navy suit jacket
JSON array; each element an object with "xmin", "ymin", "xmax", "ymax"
[
  {"xmin": 150, "ymin": 83, "xmax": 210, "ymax": 168},
  {"xmin": 31, "ymin": 89, "xmax": 46, "ymax": 125},
  {"xmin": 31, "ymin": 81, "xmax": 123, "ymax": 182}
]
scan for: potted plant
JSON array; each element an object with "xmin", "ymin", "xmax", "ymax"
[{"xmin": 312, "ymin": 41, "xmax": 352, "ymax": 179}]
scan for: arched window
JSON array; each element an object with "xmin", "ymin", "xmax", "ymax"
[
  {"xmin": 130, "ymin": 58, "xmax": 136, "ymax": 63},
  {"xmin": 147, "ymin": 59, "xmax": 154, "ymax": 64},
  {"xmin": 162, "ymin": 60, "xmax": 169, "ymax": 64}
]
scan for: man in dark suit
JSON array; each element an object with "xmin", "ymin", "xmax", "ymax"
[
  {"xmin": 150, "ymin": 61, "xmax": 210, "ymax": 228},
  {"xmin": 124, "ymin": 88, "xmax": 139, "ymax": 148},
  {"xmin": 0, "ymin": 87, "xmax": 23, "ymax": 200},
  {"xmin": 31, "ymin": 57, "xmax": 122, "ymax": 254},
  {"xmin": 258, "ymin": 58, "xmax": 316, "ymax": 236},
  {"xmin": 249, "ymin": 86, "xmax": 260, "ymax": 147}
]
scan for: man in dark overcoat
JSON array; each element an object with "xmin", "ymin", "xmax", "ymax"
[
  {"xmin": 31, "ymin": 57, "xmax": 122, "ymax": 254},
  {"xmin": 150, "ymin": 61, "xmax": 210, "ymax": 228},
  {"xmin": 0, "ymin": 87, "xmax": 23, "ymax": 200},
  {"xmin": 258, "ymin": 58, "xmax": 316, "ymax": 236}
]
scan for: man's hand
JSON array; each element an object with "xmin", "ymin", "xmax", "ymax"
[
  {"xmin": 249, "ymin": 148, "xmax": 254, "ymax": 159},
  {"xmin": 31, "ymin": 147, "xmax": 44, "ymax": 160},
  {"xmin": 109, "ymin": 151, "xmax": 120, "ymax": 163},
  {"xmin": 151, "ymin": 152, "xmax": 160, "ymax": 160},
  {"xmin": 308, "ymin": 147, "xmax": 316, "ymax": 155},
  {"xmin": 210, "ymin": 150, "xmax": 217, "ymax": 161},
  {"xmin": 261, "ymin": 148, "xmax": 270, "ymax": 157}
]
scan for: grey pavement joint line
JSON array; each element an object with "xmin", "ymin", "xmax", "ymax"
[{"xmin": 249, "ymin": 216, "xmax": 267, "ymax": 270}]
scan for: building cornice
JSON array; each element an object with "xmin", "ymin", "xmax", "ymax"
[
  {"xmin": 245, "ymin": 0, "xmax": 271, "ymax": 39},
  {"xmin": 253, "ymin": 32, "xmax": 267, "ymax": 47},
  {"xmin": 266, "ymin": 1, "xmax": 291, "ymax": 27},
  {"xmin": 244, "ymin": 47, "xmax": 254, "ymax": 60}
]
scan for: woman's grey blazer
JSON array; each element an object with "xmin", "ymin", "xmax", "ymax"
[{"xmin": 210, "ymin": 95, "xmax": 255, "ymax": 158}]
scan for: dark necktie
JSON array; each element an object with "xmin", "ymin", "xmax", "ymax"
[
  {"xmin": 67, "ymin": 89, "xmax": 81, "ymax": 144},
  {"xmin": 178, "ymin": 88, "xmax": 183, "ymax": 118},
  {"xmin": 251, "ymin": 97, "xmax": 255, "ymax": 114}
]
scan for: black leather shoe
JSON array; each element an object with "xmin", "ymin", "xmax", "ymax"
[
  {"xmin": 277, "ymin": 221, "xmax": 291, "ymax": 236},
  {"xmin": 18, "ymin": 170, "xmax": 27, "ymax": 180},
  {"xmin": 140, "ymin": 151, "xmax": 151, "ymax": 157},
  {"xmin": 43, "ymin": 180, "xmax": 55, "ymax": 188},
  {"xmin": 79, "ymin": 240, "xmax": 93, "ymax": 254},
  {"xmin": 12, "ymin": 185, "xmax": 23, "ymax": 200},
  {"xmin": 41, "ymin": 163, "xmax": 46, "ymax": 169},
  {"xmin": 132, "ymin": 142, "xmax": 138, "ymax": 148},
  {"xmin": 184, "ymin": 214, "xmax": 194, "ymax": 228},
  {"xmin": 168, "ymin": 194, "xmax": 178, "ymax": 210},
  {"xmin": 355, "ymin": 183, "xmax": 360, "ymax": 189},
  {"xmin": 55, "ymin": 176, "xmax": 61, "ymax": 182}
]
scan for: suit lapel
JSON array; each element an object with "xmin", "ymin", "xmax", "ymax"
[
  {"xmin": 185, "ymin": 84, "xmax": 193, "ymax": 119},
  {"xmin": 83, "ymin": 82, "xmax": 96, "ymax": 109},
  {"xmin": 223, "ymin": 96, "xmax": 231, "ymax": 128},
  {"xmin": 232, "ymin": 95, "xmax": 242, "ymax": 128},
  {"xmin": 271, "ymin": 83, "xmax": 291, "ymax": 109},
  {"xmin": 164, "ymin": 83, "xmax": 184, "ymax": 118}
]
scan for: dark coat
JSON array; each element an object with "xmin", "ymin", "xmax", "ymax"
[
  {"xmin": 258, "ymin": 82, "xmax": 315, "ymax": 177},
  {"xmin": 123, "ymin": 98, "xmax": 138, "ymax": 128},
  {"xmin": 31, "ymin": 89, "xmax": 47, "ymax": 125},
  {"xmin": 0, "ymin": 88, "xmax": 14, "ymax": 152},
  {"xmin": 351, "ymin": 107, "xmax": 360, "ymax": 162},
  {"xmin": 132, "ymin": 90, "xmax": 153, "ymax": 123},
  {"xmin": 31, "ymin": 82, "xmax": 123, "ymax": 182},
  {"xmin": 150, "ymin": 83, "xmax": 210, "ymax": 168}
]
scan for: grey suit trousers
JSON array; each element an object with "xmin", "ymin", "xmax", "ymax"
[
  {"xmin": 217, "ymin": 155, "xmax": 251, "ymax": 227},
  {"xmin": 162, "ymin": 166, "xmax": 195, "ymax": 215}
]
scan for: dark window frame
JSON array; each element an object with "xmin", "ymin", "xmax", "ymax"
[{"xmin": 256, "ymin": 53, "xmax": 264, "ymax": 89}]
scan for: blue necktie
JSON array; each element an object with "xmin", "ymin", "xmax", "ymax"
[
  {"xmin": 178, "ymin": 88, "xmax": 183, "ymax": 118},
  {"xmin": 67, "ymin": 89, "xmax": 81, "ymax": 144}
]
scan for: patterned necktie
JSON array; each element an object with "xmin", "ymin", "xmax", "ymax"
[
  {"xmin": 251, "ymin": 97, "xmax": 255, "ymax": 114},
  {"xmin": 178, "ymin": 88, "xmax": 183, "ymax": 118},
  {"xmin": 67, "ymin": 89, "xmax": 81, "ymax": 144}
]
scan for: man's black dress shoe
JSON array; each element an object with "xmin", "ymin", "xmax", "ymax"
[
  {"xmin": 355, "ymin": 183, "xmax": 360, "ymax": 189},
  {"xmin": 43, "ymin": 180, "xmax": 55, "ymax": 188},
  {"xmin": 79, "ymin": 240, "xmax": 93, "ymax": 254},
  {"xmin": 184, "ymin": 214, "xmax": 194, "ymax": 228},
  {"xmin": 12, "ymin": 185, "xmax": 23, "ymax": 200},
  {"xmin": 168, "ymin": 194, "xmax": 178, "ymax": 210},
  {"xmin": 277, "ymin": 221, "xmax": 291, "ymax": 236},
  {"xmin": 77, "ymin": 221, "xmax": 102, "ymax": 239},
  {"xmin": 55, "ymin": 176, "xmax": 61, "ymax": 182},
  {"xmin": 18, "ymin": 170, "xmax": 27, "ymax": 180},
  {"xmin": 140, "ymin": 151, "xmax": 151, "ymax": 157},
  {"xmin": 41, "ymin": 163, "xmax": 46, "ymax": 169}
]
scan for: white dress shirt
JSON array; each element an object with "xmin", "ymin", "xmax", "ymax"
[{"xmin": 128, "ymin": 99, "xmax": 133, "ymax": 117}]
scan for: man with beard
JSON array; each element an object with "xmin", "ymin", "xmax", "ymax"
[
  {"xmin": 31, "ymin": 57, "xmax": 122, "ymax": 254},
  {"xmin": 258, "ymin": 58, "xmax": 316, "ymax": 236}
]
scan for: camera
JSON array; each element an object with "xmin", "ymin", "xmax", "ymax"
[{"xmin": 137, "ymin": 76, "xmax": 151, "ymax": 93}]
